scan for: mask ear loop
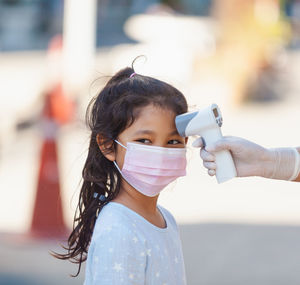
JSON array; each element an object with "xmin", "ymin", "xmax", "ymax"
[
  {"xmin": 113, "ymin": 161, "xmax": 122, "ymax": 172},
  {"xmin": 114, "ymin": 139, "xmax": 127, "ymax": 149},
  {"xmin": 113, "ymin": 140, "xmax": 127, "ymax": 172}
]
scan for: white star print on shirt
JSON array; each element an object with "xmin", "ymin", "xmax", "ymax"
[
  {"xmin": 113, "ymin": 263, "xmax": 123, "ymax": 272},
  {"xmin": 146, "ymin": 249, "xmax": 151, "ymax": 257}
]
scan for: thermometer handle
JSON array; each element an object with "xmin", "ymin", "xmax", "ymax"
[{"xmin": 201, "ymin": 127, "xmax": 237, "ymax": 183}]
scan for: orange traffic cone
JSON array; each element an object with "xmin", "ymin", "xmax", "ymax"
[
  {"xmin": 30, "ymin": 138, "xmax": 66, "ymax": 238},
  {"xmin": 30, "ymin": 85, "xmax": 74, "ymax": 239}
]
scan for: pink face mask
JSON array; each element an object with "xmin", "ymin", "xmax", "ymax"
[{"xmin": 113, "ymin": 140, "xmax": 187, "ymax": 197}]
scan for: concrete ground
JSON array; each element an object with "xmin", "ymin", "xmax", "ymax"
[
  {"xmin": 181, "ymin": 223, "xmax": 300, "ymax": 285},
  {"xmin": 1, "ymin": 223, "xmax": 300, "ymax": 285}
]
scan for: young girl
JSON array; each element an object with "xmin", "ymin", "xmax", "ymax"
[{"xmin": 56, "ymin": 66, "xmax": 189, "ymax": 284}]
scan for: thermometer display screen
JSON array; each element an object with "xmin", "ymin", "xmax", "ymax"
[{"xmin": 213, "ymin": 108, "xmax": 219, "ymax": 118}]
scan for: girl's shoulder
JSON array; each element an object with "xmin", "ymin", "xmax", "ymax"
[
  {"xmin": 93, "ymin": 202, "xmax": 136, "ymax": 234},
  {"xmin": 92, "ymin": 202, "xmax": 179, "ymax": 241},
  {"xmin": 92, "ymin": 202, "xmax": 154, "ymax": 240}
]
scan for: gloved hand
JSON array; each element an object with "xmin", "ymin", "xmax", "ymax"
[{"xmin": 193, "ymin": 136, "xmax": 300, "ymax": 181}]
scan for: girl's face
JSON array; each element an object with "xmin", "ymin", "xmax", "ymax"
[{"xmin": 115, "ymin": 104, "xmax": 188, "ymax": 170}]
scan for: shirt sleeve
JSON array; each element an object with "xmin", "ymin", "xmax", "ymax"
[{"xmin": 87, "ymin": 225, "xmax": 146, "ymax": 285}]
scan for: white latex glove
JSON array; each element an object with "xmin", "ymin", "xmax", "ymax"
[{"xmin": 193, "ymin": 136, "xmax": 300, "ymax": 181}]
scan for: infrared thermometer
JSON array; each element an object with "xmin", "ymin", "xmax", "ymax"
[{"xmin": 175, "ymin": 104, "xmax": 237, "ymax": 183}]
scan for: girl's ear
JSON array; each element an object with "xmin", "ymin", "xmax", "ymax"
[{"xmin": 96, "ymin": 134, "xmax": 116, "ymax": 161}]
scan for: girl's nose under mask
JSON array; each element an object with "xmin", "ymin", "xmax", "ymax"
[{"xmin": 113, "ymin": 140, "xmax": 187, "ymax": 197}]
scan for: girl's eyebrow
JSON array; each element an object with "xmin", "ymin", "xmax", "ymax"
[
  {"xmin": 133, "ymin": 130, "xmax": 155, "ymax": 135},
  {"xmin": 133, "ymin": 130, "xmax": 179, "ymax": 136},
  {"xmin": 169, "ymin": 130, "xmax": 180, "ymax": 136}
]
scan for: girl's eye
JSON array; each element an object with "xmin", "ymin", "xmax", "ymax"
[
  {"xmin": 136, "ymin": 139, "xmax": 151, "ymax": 144},
  {"xmin": 168, "ymin": 139, "xmax": 182, "ymax": 145}
]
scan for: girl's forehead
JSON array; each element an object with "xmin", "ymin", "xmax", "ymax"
[
  {"xmin": 134, "ymin": 104, "xmax": 176, "ymax": 120},
  {"xmin": 126, "ymin": 105, "xmax": 177, "ymax": 133}
]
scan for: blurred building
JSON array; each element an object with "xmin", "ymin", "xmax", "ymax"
[
  {"xmin": 0, "ymin": 0, "xmax": 213, "ymax": 52},
  {"xmin": 0, "ymin": 0, "xmax": 63, "ymax": 51}
]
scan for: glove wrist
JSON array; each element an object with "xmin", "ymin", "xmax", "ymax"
[
  {"xmin": 260, "ymin": 148, "xmax": 276, "ymax": 178},
  {"xmin": 264, "ymin": 148, "xmax": 300, "ymax": 181}
]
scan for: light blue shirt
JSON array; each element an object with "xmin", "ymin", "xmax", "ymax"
[{"xmin": 84, "ymin": 202, "xmax": 187, "ymax": 285}]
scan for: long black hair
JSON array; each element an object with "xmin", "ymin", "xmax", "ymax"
[{"xmin": 53, "ymin": 65, "xmax": 188, "ymax": 276}]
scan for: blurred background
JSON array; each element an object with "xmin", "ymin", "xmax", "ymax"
[{"xmin": 1, "ymin": 0, "xmax": 300, "ymax": 284}]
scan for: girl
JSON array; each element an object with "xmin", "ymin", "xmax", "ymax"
[{"xmin": 55, "ymin": 66, "xmax": 189, "ymax": 284}]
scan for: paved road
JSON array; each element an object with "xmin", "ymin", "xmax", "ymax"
[{"xmin": 1, "ymin": 223, "xmax": 300, "ymax": 285}]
